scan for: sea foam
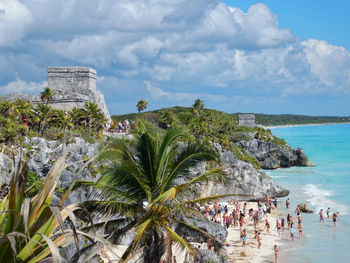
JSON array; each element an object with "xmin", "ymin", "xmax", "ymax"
[{"xmin": 302, "ymin": 184, "xmax": 350, "ymax": 215}]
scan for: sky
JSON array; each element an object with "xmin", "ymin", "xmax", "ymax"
[{"xmin": 0, "ymin": 0, "xmax": 350, "ymax": 116}]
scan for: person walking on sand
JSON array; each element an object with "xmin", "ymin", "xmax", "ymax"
[
  {"xmin": 265, "ymin": 219, "xmax": 270, "ymax": 234},
  {"xmin": 290, "ymin": 224, "xmax": 295, "ymax": 241},
  {"xmin": 286, "ymin": 214, "xmax": 290, "ymax": 229},
  {"xmin": 276, "ymin": 220, "xmax": 281, "ymax": 237},
  {"xmin": 286, "ymin": 198, "xmax": 290, "ymax": 209},
  {"xmin": 319, "ymin": 209, "xmax": 324, "ymax": 223},
  {"xmin": 281, "ymin": 218, "xmax": 285, "ymax": 231},
  {"xmin": 298, "ymin": 223, "xmax": 303, "ymax": 239},
  {"xmin": 274, "ymin": 245, "xmax": 279, "ymax": 263},
  {"xmin": 257, "ymin": 232, "xmax": 262, "ymax": 249},
  {"xmin": 327, "ymin": 207, "xmax": 331, "ymax": 219}
]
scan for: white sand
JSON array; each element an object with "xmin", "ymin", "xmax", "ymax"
[{"xmin": 100, "ymin": 201, "xmax": 288, "ymax": 263}]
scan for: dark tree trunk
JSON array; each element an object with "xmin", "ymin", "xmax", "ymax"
[{"xmin": 144, "ymin": 229, "xmax": 165, "ymax": 263}]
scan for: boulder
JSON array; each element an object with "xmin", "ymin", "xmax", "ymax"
[
  {"xmin": 297, "ymin": 203, "xmax": 314, "ymax": 213},
  {"xmin": 175, "ymin": 217, "xmax": 227, "ymax": 243},
  {"xmin": 238, "ymin": 138, "xmax": 314, "ymax": 169}
]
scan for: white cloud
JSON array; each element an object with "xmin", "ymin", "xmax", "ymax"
[
  {"xmin": 0, "ymin": 0, "xmax": 349, "ymax": 114},
  {"xmin": 0, "ymin": 77, "xmax": 47, "ymax": 95},
  {"xmin": 0, "ymin": 0, "xmax": 32, "ymax": 47}
]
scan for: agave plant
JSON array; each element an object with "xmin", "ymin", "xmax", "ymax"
[
  {"xmin": 0, "ymin": 149, "xmax": 115, "ymax": 263},
  {"xmin": 76, "ymin": 126, "xmax": 240, "ymax": 263}
]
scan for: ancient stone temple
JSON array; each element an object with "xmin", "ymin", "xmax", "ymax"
[
  {"xmin": 238, "ymin": 114, "xmax": 256, "ymax": 127},
  {"xmin": 4, "ymin": 67, "xmax": 111, "ymax": 121}
]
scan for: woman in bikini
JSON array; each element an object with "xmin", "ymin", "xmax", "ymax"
[
  {"xmin": 298, "ymin": 223, "xmax": 303, "ymax": 239},
  {"xmin": 276, "ymin": 220, "xmax": 281, "ymax": 237}
]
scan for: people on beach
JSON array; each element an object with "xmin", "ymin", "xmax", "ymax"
[
  {"xmin": 286, "ymin": 198, "xmax": 290, "ymax": 209},
  {"xmin": 274, "ymin": 245, "xmax": 279, "ymax": 263},
  {"xmin": 290, "ymin": 224, "xmax": 294, "ymax": 241},
  {"xmin": 265, "ymin": 219, "xmax": 270, "ymax": 234},
  {"xmin": 242, "ymin": 229, "xmax": 247, "ymax": 247},
  {"xmin": 319, "ymin": 209, "xmax": 324, "ymax": 223},
  {"xmin": 281, "ymin": 218, "xmax": 285, "ymax": 231},
  {"xmin": 298, "ymin": 223, "xmax": 303, "ymax": 239},
  {"xmin": 276, "ymin": 220, "xmax": 281, "ymax": 237},
  {"xmin": 256, "ymin": 232, "xmax": 262, "ymax": 249},
  {"xmin": 333, "ymin": 212, "xmax": 339, "ymax": 227},
  {"xmin": 327, "ymin": 207, "xmax": 330, "ymax": 218}
]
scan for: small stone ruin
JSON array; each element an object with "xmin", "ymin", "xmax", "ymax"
[
  {"xmin": 3, "ymin": 67, "xmax": 111, "ymax": 121},
  {"xmin": 238, "ymin": 114, "xmax": 256, "ymax": 127}
]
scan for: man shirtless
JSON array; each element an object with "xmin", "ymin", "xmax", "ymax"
[
  {"xmin": 319, "ymin": 209, "xmax": 324, "ymax": 223},
  {"xmin": 256, "ymin": 232, "xmax": 262, "ymax": 249},
  {"xmin": 298, "ymin": 223, "xmax": 303, "ymax": 239}
]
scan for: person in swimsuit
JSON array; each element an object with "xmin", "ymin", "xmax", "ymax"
[
  {"xmin": 319, "ymin": 209, "xmax": 324, "ymax": 223},
  {"xmin": 281, "ymin": 218, "xmax": 285, "ymax": 231},
  {"xmin": 265, "ymin": 219, "xmax": 270, "ymax": 234},
  {"xmin": 242, "ymin": 229, "xmax": 247, "ymax": 247},
  {"xmin": 290, "ymin": 224, "xmax": 294, "ymax": 241},
  {"xmin": 256, "ymin": 232, "xmax": 262, "ymax": 249},
  {"xmin": 298, "ymin": 223, "xmax": 303, "ymax": 239},
  {"xmin": 276, "ymin": 220, "xmax": 281, "ymax": 237},
  {"xmin": 333, "ymin": 212, "xmax": 339, "ymax": 227},
  {"xmin": 286, "ymin": 198, "xmax": 290, "ymax": 209},
  {"xmin": 327, "ymin": 207, "xmax": 330, "ymax": 219},
  {"xmin": 297, "ymin": 215, "xmax": 302, "ymax": 225},
  {"xmin": 286, "ymin": 214, "xmax": 290, "ymax": 228},
  {"xmin": 274, "ymin": 244, "xmax": 279, "ymax": 263}
]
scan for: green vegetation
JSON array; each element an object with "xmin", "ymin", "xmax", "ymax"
[
  {"xmin": 252, "ymin": 113, "xmax": 350, "ymax": 126},
  {"xmin": 0, "ymin": 97, "xmax": 106, "ymax": 144},
  {"xmin": 76, "ymin": 128, "xmax": 232, "ymax": 262},
  {"xmin": 112, "ymin": 106, "xmax": 294, "ymax": 170},
  {"xmin": 0, "ymin": 151, "xmax": 106, "ymax": 262},
  {"xmin": 136, "ymin": 99, "xmax": 148, "ymax": 113},
  {"xmin": 25, "ymin": 171, "xmax": 43, "ymax": 197}
]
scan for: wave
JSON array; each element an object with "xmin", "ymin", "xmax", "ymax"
[{"xmin": 302, "ymin": 184, "xmax": 350, "ymax": 215}]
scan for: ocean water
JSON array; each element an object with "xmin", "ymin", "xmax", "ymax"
[{"xmin": 264, "ymin": 124, "xmax": 350, "ymax": 263}]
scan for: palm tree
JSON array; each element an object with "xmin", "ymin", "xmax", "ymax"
[
  {"xmin": 14, "ymin": 99, "xmax": 32, "ymax": 121},
  {"xmin": 40, "ymin": 87, "xmax": 55, "ymax": 105},
  {"xmin": 77, "ymin": 127, "xmax": 235, "ymax": 263},
  {"xmin": 136, "ymin": 99, "xmax": 148, "ymax": 113},
  {"xmin": 34, "ymin": 103, "xmax": 51, "ymax": 135},
  {"xmin": 84, "ymin": 101, "xmax": 102, "ymax": 129},
  {"xmin": 192, "ymin": 99, "xmax": 204, "ymax": 116}
]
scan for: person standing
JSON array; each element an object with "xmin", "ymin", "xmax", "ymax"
[
  {"xmin": 333, "ymin": 212, "xmax": 339, "ymax": 227},
  {"xmin": 290, "ymin": 224, "xmax": 295, "ymax": 241},
  {"xmin": 274, "ymin": 245, "xmax": 279, "ymax": 263},
  {"xmin": 286, "ymin": 198, "xmax": 290, "ymax": 209},
  {"xmin": 327, "ymin": 207, "xmax": 331, "ymax": 219},
  {"xmin": 319, "ymin": 209, "xmax": 324, "ymax": 223},
  {"xmin": 298, "ymin": 223, "xmax": 303, "ymax": 239}
]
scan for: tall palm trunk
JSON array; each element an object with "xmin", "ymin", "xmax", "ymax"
[
  {"xmin": 144, "ymin": 229, "xmax": 165, "ymax": 263},
  {"xmin": 165, "ymin": 231, "xmax": 173, "ymax": 263}
]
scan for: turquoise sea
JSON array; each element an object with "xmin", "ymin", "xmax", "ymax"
[{"xmin": 265, "ymin": 124, "xmax": 350, "ymax": 263}]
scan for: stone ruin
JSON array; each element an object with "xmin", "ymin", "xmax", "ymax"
[
  {"xmin": 238, "ymin": 114, "xmax": 256, "ymax": 127},
  {"xmin": 3, "ymin": 67, "xmax": 111, "ymax": 121}
]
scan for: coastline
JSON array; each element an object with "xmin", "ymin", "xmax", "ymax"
[
  {"xmin": 100, "ymin": 201, "xmax": 286, "ymax": 263},
  {"xmin": 264, "ymin": 122, "xmax": 350, "ymax": 129}
]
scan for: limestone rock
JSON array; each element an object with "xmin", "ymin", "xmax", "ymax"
[
  {"xmin": 238, "ymin": 138, "xmax": 314, "ymax": 169},
  {"xmin": 196, "ymin": 249, "xmax": 229, "ymax": 263},
  {"xmin": 297, "ymin": 203, "xmax": 314, "ymax": 213},
  {"xmin": 175, "ymin": 217, "xmax": 227, "ymax": 243}
]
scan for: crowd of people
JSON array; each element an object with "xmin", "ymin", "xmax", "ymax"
[
  {"xmin": 196, "ymin": 194, "xmax": 340, "ymax": 263},
  {"xmin": 106, "ymin": 119, "xmax": 135, "ymax": 133}
]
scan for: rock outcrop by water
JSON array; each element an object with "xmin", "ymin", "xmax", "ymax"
[{"xmin": 237, "ymin": 138, "xmax": 314, "ymax": 169}]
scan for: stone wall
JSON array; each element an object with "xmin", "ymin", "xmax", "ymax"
[
  {"xmin": 3, "ymin": 67, "xmax": 111, "ymax": 122},
  {"xmin": 238, "ymin": 114, "xmax": 256, "ymax": 127}
]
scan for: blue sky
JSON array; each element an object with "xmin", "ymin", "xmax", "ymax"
[{"xmin": 0, "ymin": 0, "xmax": 350, "ymax": 116}]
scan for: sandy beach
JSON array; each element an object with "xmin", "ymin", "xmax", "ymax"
[{"xmin": 101, "ymin": 201, "xmax": 288, "ymax": 263}]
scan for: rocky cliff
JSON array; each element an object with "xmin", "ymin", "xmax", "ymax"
[
  {"xmin": 237, "ymin": 138, "xmax": 314, "ymax": 169},
  {"xmin": 0, "ymin": 136, "xmax": 289, "ymax": 203}
]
